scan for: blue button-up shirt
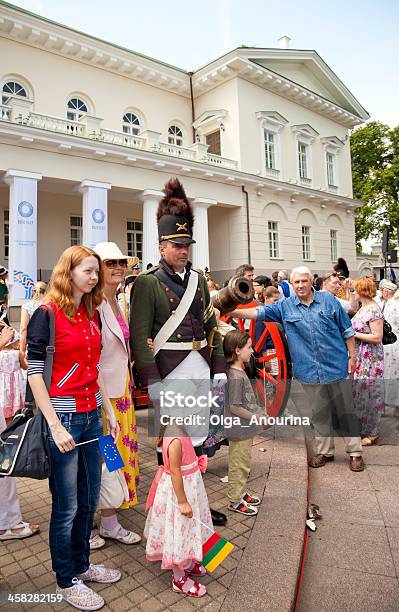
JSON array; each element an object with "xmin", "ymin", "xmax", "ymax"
[{"xmin": 256, "ymin": 290, "xmax": 355, "ymax": 384}]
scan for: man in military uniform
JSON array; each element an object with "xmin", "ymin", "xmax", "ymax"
[{"xmin": 130, "ymin": 178, "xmax": 227, "ymax": 525}]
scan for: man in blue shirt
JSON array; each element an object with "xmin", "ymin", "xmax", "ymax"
[{"xmin": 231, "ymin": 266, "xmax": 364, "ymax": 472}]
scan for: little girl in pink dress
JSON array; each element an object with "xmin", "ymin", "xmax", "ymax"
[
  {"xmin": 144, "ymin": 431, "xmax": 213, "ymax": 598},
  {"xmin": 0, "ymin": 345, "xmax": 27, "ymax": 421}
]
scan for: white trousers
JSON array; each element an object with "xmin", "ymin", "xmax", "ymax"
[
  {"xmin": 164, "ymin": 351, "xmax": 210, "ymax": 447},
  {"xmin": 0, "ymin": 410, "xmax": 22, "ymax": 530}
]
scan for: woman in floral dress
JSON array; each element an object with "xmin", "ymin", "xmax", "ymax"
[
  {"xmin": 93, "ymin": 242, "xmax": 140, "ymax": 547},
  {"xmin": 384, "ymin": 290, "xmax": 399, "ymax": 411},
  {"xmin": 352, "ymin": 277, "xmax": 384, "ymax": 445}
]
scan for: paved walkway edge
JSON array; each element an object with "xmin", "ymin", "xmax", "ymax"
[{"xmin": 222, "ymin": 423, "xmax": 309, "ymax": 612}]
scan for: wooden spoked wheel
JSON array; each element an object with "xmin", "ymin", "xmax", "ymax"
[{"xmin": 222, "ymin": 302, "xmax": 292, "ymax": 417}]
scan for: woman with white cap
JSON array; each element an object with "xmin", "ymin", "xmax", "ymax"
[{"xmin": 92, "ymin": 242, "xmax": 141, "ymax": 547}]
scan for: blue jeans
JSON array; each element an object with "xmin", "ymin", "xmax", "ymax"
[{"xmin": 48, "ymin": 408, "xmax": 102, "ymax": 588}]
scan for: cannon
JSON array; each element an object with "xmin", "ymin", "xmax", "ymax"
[{"xmin": 211, "ymin": 275, "xmax": 254, "ymax": 314}]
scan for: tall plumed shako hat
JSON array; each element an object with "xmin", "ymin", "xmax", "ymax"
[{"xmin": 157, "ymin": 178, "xmax": 195, "ymax": 245}]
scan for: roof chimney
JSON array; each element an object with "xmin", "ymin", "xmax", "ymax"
[{"xmin": 278, "ymin": 35, "xmax": 291, "ymax": 49}]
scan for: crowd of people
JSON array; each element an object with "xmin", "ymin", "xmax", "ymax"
[{"xmin": 0, "ymin": 179, "xmax": 398, "ymax": 609}]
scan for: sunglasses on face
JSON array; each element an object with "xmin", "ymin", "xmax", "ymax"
[
  {"xmin": 104, "ymin": 259, "xmax": 128, "ymax": 269},
  {"xmin": 34, "ymin": 288, "xmax": 45, "ymax": 294}
]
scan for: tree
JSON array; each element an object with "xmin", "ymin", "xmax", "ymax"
[{"xmin": 350, "ymin": 121, "xmax": 399, "ymax": 251}]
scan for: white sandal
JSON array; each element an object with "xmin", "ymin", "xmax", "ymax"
[
  {"xmin": 0, "ymin": 521, "xmax": 40, "ymax": 541},
  {"xmin": 99, "ymin": 524, "xmax": 141, "ymax": 545}
]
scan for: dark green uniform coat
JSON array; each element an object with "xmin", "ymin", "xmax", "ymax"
[{"xmin": 129, "ymin": 260, "xmax": 226, "ymax": 386}]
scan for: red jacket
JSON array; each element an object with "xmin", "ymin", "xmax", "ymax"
[{"xmin": 27, "ymin": 303, "xmax": 101, "ymax": 412}]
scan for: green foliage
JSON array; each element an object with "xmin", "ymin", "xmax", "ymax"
[{"xmin": 350, "ymin": 121, "xmax": 399, "ymax": 250}]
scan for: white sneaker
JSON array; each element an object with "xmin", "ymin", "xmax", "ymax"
[
  {"xmin": 56, "ymin": 578, "xmax": 104, "ymax": 611},
  {"xmin": 77, "ymin": 563, "xmax": 121, "ymax": 584},
  {"xmin": 89, "ymin": 533, "xmax": 105, "ymax": 550}
]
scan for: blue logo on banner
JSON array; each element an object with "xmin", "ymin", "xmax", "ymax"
[
  {"xmin": 18, "ymin": 201, "xmax": 34, "ymax": 218},
  {"xmin": 14, "ymin": 270, "xmax": 35, "ymax": 299},
  {"xmin": 92, "ymin": 209, "xmax": 105, "ymax": 224}
]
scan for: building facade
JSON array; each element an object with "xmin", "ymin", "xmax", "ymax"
[{"xmin": 0, "ymin": 2, "xmax": 369, "ymax": 304}]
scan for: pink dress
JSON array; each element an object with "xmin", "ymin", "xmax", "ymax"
[
  {"xmin": 0, "ymin": 350, "xmax": 26, "ymax": 419},
  {"xmin": 144, "ymin": 436, "xmax": 213, "ymax": 570}
]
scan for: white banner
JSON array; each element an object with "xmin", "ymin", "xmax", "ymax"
[
  {"xmin": 8, "ymin": 176, "xmax": 39, "ymax": 304},
  {"xmin": 82, "ymin": 185, "xmax": 109, "ymax": 249}
]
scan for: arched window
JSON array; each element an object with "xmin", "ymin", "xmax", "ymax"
[
  {"xmin": 168, "ymin": 125, "xmax": 183, "ymax": 146},
  {"xmin": 123, "ymin": 112, "xmax": 141, "ymax": 136},
  {"xmin": 2, "ymin": 80, "xmax": 27, "ymax": 105},
  {"xmin": 67, "ymin": 97, "xmax": 88, "ymax": 121}
]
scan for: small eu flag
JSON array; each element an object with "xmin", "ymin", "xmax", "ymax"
[{"xmin": 98, "ymin": 435, "xmax": 124, "ymax": 472}]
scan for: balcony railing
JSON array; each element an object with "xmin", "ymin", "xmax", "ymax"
[
  {"xmin": 327, "ymin": 184, "xmax": 338, "ymax": 193},
  {"xmin": 100, "ymin": 128, "xmax": 145, "ymax": 149},
  {"xmin": 265, "ymin": 167, "xmax": 280, "ymax": 178},
  {"xmin": 299, "ymin": 176, "xmax": 312, "ymax": 186},
  {"xmin": 0, "ymin": 104, "xmax": 11, "ymax": 121},
  {"xmin": 27, "ymin": 112, "xmax": 85, "ymax": 136},
  {"xmin": 206, "ymin": 153, "xmax": 237, "ymax": 170},
  {"xmin": 0, "ymin": 108, "xmax": 238, "ymax": 171},
  {"xmin": 157, "ymin": 142, "xmax": 196, "ymax": 160}
]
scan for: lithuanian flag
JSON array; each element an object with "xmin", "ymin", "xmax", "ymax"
[{"xmin": 202, "ymin": 532, "xmax": 234, "ymax": 573}]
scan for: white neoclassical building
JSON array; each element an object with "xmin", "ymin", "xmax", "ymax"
[{"xmin": 0, "ymin": 3, "xmax": 370, "ymax": 305}]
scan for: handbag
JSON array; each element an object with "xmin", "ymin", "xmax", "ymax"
[
  {"xmin": 0, "ymin": 306, "xmax": 55, "ymax": 479},
  {"xmin": 382, "ymin": 319, "xmax": 397, "ymax": 345},
  {"xmin": 98, "ymin": 464, "xmax": 129, "ymax": 509}
]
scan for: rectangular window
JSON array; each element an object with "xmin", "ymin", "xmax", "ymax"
[
  {"xmin": 302, "ymin": 225, "xmax": 311, "ymax": 260},
  {"xmin": 268, "ymin": 221, "xmax": 279, "ymax": 258},
  {"xmin": 3, "ymin": 209, "xmax": 9, "ymax": 259},
  {"xmin": 70, "ymin": 215, "xmax": 82, "ymax": 246},
  {"xmin": 298, "ymin": 142, "xmax": 308, "ymax": 178},
  {"xmin": 127, "ymin": 220, "xmax": 143, "ymax": 260},
  {"xmin": 326, "ymin": 152, "xmax": 335, "ymax": 185},
  {"xmin": 264, "ymin": 130, "xmax": 276, "ymax": 169},
  {"xmin": 206, "ymin": 130, "xmax": 221, "ymax": 156},
  {"xmin": 330, "ymin": 229, "xmax": 338, "ymax": 261}
]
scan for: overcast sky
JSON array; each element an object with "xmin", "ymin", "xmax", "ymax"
[{"xmin": 6, "ymin": 0, "xmax": 399, "ymax": 128}]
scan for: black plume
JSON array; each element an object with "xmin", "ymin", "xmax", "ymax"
[
  {"xmin": 334, "ymin": 257, "xmax": 350, "ymax": 278},
  {"xmin": 157, "ymin": 178, "xmax": 194, "ymax": 228}
]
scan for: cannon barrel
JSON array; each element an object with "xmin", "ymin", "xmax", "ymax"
[{"xmin": 211, "ymin": 276, "xmax": 254, "ymax": 315}]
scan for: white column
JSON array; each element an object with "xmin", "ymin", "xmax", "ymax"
[
  {"xmin": 192, "ymin": 198, "xmax": 216, "ymax": 271},
  {"xmin": 4, "ymin": 169, "xmax": 42, "ymax": 305},
  {"xmin": 79, "ymin": 180, "xmax": 111, "ymax": 249},
  {"xmin": 141, "ymin": 190, "xmax": 164, "ymax": 268}
]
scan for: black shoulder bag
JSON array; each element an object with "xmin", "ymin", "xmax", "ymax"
[
  {"xmin": 0, "ymin": 306, "xmax": 55, "ymax": 479},
  {"xmin": 382, "ymin": 319, "xmax": 397, "ymax": 345}
]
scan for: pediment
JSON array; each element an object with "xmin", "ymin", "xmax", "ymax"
[
  {"xmin": 250, "ymin": 55, "xmax": 366, "ymax": 118},
  {"xmin": 321, "ymin": 136, "xmax": 345, "ymax": 149},
  {"xmin": 292, "ymin": 124, "xmax": 319, "ymax": 139},
  {"xmin": 255, "ymin": 111, "xmax": 288, "ymax": 126},
  {"xmin": 193, "ymin": 109, "xmax": 227, "ymax": 129}
]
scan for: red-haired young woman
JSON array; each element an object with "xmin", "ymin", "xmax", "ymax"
[{"xmin": 28, "ymin": 246, "xmax": 121, "ymax": 611}]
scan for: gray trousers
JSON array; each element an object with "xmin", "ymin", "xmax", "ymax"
[{"xmin": 302, "ymin": 379, "xmax": 362, "ymax": 457}]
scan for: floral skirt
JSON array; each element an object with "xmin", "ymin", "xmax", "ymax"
[
  {"xmin": 103, "ymin": 372, "xmax": 139, "ymax": 508},
  {"xmin": 144, "ymin": 469, "xmax": 213, "ymax": 570}
]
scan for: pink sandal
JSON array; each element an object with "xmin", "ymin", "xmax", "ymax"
[
  {"xmin": 186, "ymin": 562, "xmax": 206, "ymax": 577},
  {"xmin": 172, "ymin": 575, "xmax": 207, "ymax": 598}
]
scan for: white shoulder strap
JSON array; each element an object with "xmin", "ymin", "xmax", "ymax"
[{"xmin": 153, "ymin": 270, "xmax": 199, "ymax": 356}]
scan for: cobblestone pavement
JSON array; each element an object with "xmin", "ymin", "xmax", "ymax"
[{"xmin": 0, "ymin": 409, "xmax": 274, "ymax": 611}]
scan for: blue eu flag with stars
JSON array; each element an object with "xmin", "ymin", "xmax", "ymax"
[{"xmin": 98, "ymin": 435, "xmax": 124, "ymax": 472}]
